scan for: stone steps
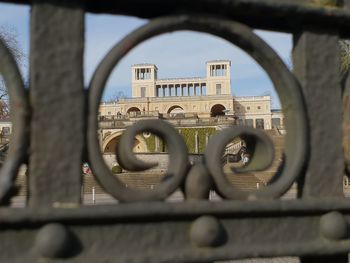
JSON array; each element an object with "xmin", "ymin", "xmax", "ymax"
[
  {"xmin": 254, "ymin": 133, "xmax": 284, "ymax": 185},
  {"xmin": 225, "ymin": 172, "xmax": 263, "ymax": 192},
  {"xmin": 13, "ymin": 131, "xmax": 286, "ymax": 196}
]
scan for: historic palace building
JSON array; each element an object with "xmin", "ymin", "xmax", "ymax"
[{"xmin": 99, "ymin": 60, "xmax": 284, "ymax": 130}]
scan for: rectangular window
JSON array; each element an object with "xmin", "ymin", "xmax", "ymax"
[
  {"xmin": 245, "ymin": 119, "xmax": 253, "ymax": 127},
  {"xmin": 216, "ymin": 84, "xmax": 222, "ymax": 95},
  {"xmin": 247, "ymin": 106, "xmax": 250, "ymax": 110},
  {"xmin": 272, "ymin": 118, "xmax": 281, "ymax": 128},
  {"xmin": 141, "ymin": 87, "xmax": 146, "ymax": 98},
  {"xmin": 2, "ymin": 127, "xmax": 10, "ymax": 135},
  {"xmin": 256, "ymin": 119, "xmax": 265, "ymax": 129}
]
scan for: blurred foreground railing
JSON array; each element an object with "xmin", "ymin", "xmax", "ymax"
[{"xmin": 0, "ymin": 0, "xmax": 349, "ymax": 262}]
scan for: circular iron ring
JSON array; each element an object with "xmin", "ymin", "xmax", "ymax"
[{"xmin": 88, "ymin": 15, "xmax": 307, "ymax": 201}]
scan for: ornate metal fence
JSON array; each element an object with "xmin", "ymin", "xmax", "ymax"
[{"xmin": 0, "ymin": 0, "xmax": 350, "ymax": 262}]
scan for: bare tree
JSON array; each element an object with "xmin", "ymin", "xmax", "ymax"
[
  {"xmin": 103, "ymin": 91, "xmax": 127, "ymax": 103},
  {"xmin": 0, "ymin": 25, "xmax": 25, "ymax": 119}
]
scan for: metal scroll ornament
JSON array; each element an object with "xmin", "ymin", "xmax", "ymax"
[
  {"xmin": 0, "ymin": 38, "xmax": 29, "ymax": 204},
  {"xmin": 88, "ymin": 16, "xmax": 307, "ymax": 202}
]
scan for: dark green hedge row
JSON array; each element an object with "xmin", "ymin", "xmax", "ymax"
[
  {"xmin": 142, "ymin": 127, "xmax": 217, "ymax": 153},
  {"xmin": 178, "ymin": 127, "xmax": 217, "ymax": 153}
]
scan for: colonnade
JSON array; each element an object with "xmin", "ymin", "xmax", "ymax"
[{"xmin": 156, "ymin": 83, "xmax": 206, "ymax": 97}]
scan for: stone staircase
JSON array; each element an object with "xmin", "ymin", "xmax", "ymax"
[
  {"xmin": 221, "ymin": 129, "xmax": 284, "ymax": 191},
  {"xmin": 13, "ymin": 130, "xmax": 285, "ymax": 197},
  {"xmin": 252, "ymin": 130, "xmax": 284, "ymax": 185},
  {"xmin": 83, "ymin": 173, "xmax": 164, "ymax": 194},
  {"xmin": 224, "ymin": 169, "xmax": 263, "ymax": 191},
  {"xmin": 15, "ymin": 172, "xmax": 165, "ymax": 196}
]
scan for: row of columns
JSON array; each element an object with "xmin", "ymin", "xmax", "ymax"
[
  {"xmin": 210, "ymin": 64, "xmax": 227, "ymax": 77},
  {"xmin": 156, "ymin": 83, "xmax": 206, "ymax": 97}
]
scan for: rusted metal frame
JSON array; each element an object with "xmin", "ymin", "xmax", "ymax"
[
  {"xmin": 65, "ymin": 0, "xmax": 350, "ymax": 38},
  {"xmin": 345, "ymin": 0, "xmax": 350, "ymax": 8},
  {"xmin": 2, "ymin": 198, "xmax": 350, "ymax": 222},
  {"xmin": 0, "ymin": 0, "xmax": 348, "ymax": 262},
  {"xmin": 343, "ymin": 0, "xmax": 350, "ymax": 176},
  {"xmin": 345, "ymin": 70, "xmax": 350, "ymax": 175},
  {"xmin": 29, "ymin": 0, "xmax": 85, "ymax": 207},
  {"xmin": 3, "ymin": 0, "xmax": 350, "ymax": 35},
  {"xmin": 293, "ymin": 28, "xmax": 346, "ymax": 262},
  {"xmin": 0, "ymin": 200, "xmax": 349, "ymax": 262},
  {"xmin": 88, "ymin": 15, "xmax": 307, "ymax": 203},
  {"xmin": 293, "ymin": 28, "xmax": 344, "ymax": 198}
]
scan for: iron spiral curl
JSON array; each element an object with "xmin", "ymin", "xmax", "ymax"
[
  {"xmin": 0, "ymin": 38, "xmax": 29, "ymax": 204},
  {"xmin": 88, "ymin": 15, "xmax": 308, "ymax": 201}
]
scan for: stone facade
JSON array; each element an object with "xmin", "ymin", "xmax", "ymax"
[
  {"xmin": 0, "ymin": 119, "xmax": 12, "ymax": 145},
  {"xmin": 99, "ymin": 60, "xmax": 284, "ymax": 130},
  {"xmin": 0, "ymin": 119, "xmax": 12, "ymax": 134}
]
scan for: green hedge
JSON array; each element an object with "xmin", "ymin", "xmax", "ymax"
[
  {"xmin": 141, "ymin": 127, "xmax": 240, "ymax": 153},
  {"xmin": 143, "ymin": 134, "xmax": 165, "ymax": 153},
  {"xmin": 145, "ymin": 135, "xmax": 156, "ymax": 152},
  {"xmin": 111, "ymin": 165, "xmax": 122, "ymax": 174},
  {"xmin": 178, "ymin": 127, "xmax": 216, "ymax": 153}
]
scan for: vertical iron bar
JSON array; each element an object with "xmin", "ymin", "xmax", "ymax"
[
  {"xmin": 293, "ymin": 29, "xmax": 347, "ymax": 263},
  {"xmin": 345, "ymin": 0, "xmax": 350, "ymax": 8},
  {"xmin": 293, "ymin": 29, "xmax": 344, "ymax": 198},
  {"xmin": 29, "ymin": 0, "xmax": 85, "ymax": 206},
  {"xmin": 343, "ymin": 0, "xmax": 350, "ymax": 178}
]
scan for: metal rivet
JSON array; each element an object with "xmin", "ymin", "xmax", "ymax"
[
  {"xmin": 36, "ymin": 223, "xmax": 71, "ymax": 258},
  {"xmin": 320, "ymin": 211, "xmax": 348, "ymax": 240},
  {"xmin": 190, "ymin": 216, "xmax": 226, "ymax": 247}
]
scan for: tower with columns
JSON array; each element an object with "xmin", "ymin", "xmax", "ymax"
[
  {"xmin": 206, "ymin": 60, "xmax": 231, "ymax": 95},
  {"xmin": 131, "ymin": 60, "xmax": 231, "ymax": 98},
  {"xmin": 131, "ymin": 64, "xmax": 158, "ymax": 98},
  {"xmin": 131, "ymin": 60, "xmax": 232, "ymax": 99}
]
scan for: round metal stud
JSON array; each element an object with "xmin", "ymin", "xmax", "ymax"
[
  {"xmin": 36, "ymin": 223, "xmax": 72, "ymax": 258},
  {"xmin": 320, "ymin": 211, "xmax": 348, "ymax": 240},
  {"xmin": 190, "ymin": 216, "xmax": 226, "ymax": 247}
]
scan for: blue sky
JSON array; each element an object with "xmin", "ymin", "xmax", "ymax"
[{"xmin": 0, "ymin": 3, "xmax": 292, "ymax": 108}]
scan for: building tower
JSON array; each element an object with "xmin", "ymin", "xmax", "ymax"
[
  {"xmin": 131, "ymin": 64, "xmax": 158, "ymax": 98},
  {"xmin": 206, "ymin": 60, "xmax": 231, "ymax": 96}
]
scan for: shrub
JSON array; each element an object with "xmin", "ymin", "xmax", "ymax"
[{"xmin": 111, "ymin": 165, "xmax": 122, "ymax": 174}]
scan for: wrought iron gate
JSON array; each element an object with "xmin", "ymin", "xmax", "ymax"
[{"xmin": 0, "ymin": 0, "xmax": 350, "ymax": 262}]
